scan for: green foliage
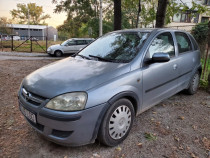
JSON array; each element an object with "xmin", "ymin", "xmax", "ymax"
[
  {"xmin": 200, "ymin": 79, "xmax": 208, "ymax": 88},
  {"xmin": 10, "ymin": 3, "xmax": 51, "ymax": 25},
  {"xmin": 54, "ymin": 0, "xmax": 209, "ymax": 38},
  {"xmin": 144, "ymin": 132, "xmax": 157, "ymax": 141},
  {"xmin": 0, "ymin": 17, "xmax": 12, "ymax": 34},
  {"xmin": 191, "ymin": 22, "xmax": 209, "ymax": 44}
]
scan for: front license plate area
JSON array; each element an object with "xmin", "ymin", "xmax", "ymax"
[{"xmin": 20, "ymin": 105, "xmax": 36, "ymax": 124}]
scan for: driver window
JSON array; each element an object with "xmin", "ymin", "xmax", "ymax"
[{"xmin": 146, "ymin": 32, "xmax": 175, "ymax": 59}]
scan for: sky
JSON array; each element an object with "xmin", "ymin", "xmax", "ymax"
[{"xmin": 0, "ymin": 0, "xmax": 67, "ymax": 28}]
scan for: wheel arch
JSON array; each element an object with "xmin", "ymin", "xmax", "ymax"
[
  {"xmin": 108, "ymin": 91, "xmax": 140, "ymax": 115},
  {"xmin": 91, "ymin": 91, "xmax": 140, "ymax": 143}
]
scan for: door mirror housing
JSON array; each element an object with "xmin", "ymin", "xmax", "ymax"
[{"xmin": 152, "ymin": 53, "xmax": 170, "ymax": 62}]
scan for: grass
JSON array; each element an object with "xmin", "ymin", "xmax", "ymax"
[{"xmin": 201, "ymin": 58, "xmax": 210, "ymax": 81}]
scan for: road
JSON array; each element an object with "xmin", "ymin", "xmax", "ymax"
[{"xmin": 0, "ymin": 51, "xmax": 63, "ymax": 60}]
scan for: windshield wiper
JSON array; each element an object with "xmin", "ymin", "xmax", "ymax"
[
  {"xmin": 76, "ymin": 54, "xmax": 91, "ymax": 60},
  {"xmin": 89, "ymin": 55, "xmax": 114, "ymax": 62}
]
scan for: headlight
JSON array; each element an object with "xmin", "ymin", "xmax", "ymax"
[
  {"xmin": 45, "ymin": 92, "xmax": 87, "ymax": 111},
  {"xmin": 47, "ymin": 47, "xmax": 51, "ymax": 51}
]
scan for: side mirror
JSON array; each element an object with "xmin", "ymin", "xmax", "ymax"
[{"xmin": 152, "ymin": 53, "xmax": 170, "ymax": 62}]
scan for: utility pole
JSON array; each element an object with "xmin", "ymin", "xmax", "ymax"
[
  {"xmin": 28, "ymin": 6, "xmax": 30, "ymax": 39},
  {"xmin": 99, "ymin": 0, "xmax": 103, "ymax": 36}
]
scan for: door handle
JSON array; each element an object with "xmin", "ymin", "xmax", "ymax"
[{"xmin": 173, "ymin": 64, "xmax": 177, "ymax": 70}]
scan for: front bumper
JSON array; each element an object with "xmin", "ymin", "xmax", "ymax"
[
  {"xmin": 18, "ymin": 90, "xmax": 108, "ymax": 146},
  {"xmin": 47, "ymin": 49, "xmax": 53, "ymax": 54}
]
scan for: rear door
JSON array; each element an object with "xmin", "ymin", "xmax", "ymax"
[
  {"xmin": 142, "ymin": 32, "xmax": 179, "ymax": 110},
  {"xmin": 174, "ymin": 32, "xmax": 199, "ymax": 91}
]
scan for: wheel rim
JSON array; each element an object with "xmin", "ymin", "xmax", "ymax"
[
  {"xmin": 192, "ymin": 73, "xmax": 199, "ymax": 92},
  {"xmin": 56, "ymin": 51, "xmax": 61, "ymax": 57},
  {"xmin": 109, "ymin": 105, "xmax": 132, "ymax": 140}
]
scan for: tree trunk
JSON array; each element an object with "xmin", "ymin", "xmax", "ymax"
[
  {"xmin": 114, "ymin": 0, "xmax": 121, "ymax": 30},
  {"xmin": 155, "ymin": 0, "xmax": 168, "ymax": 28},
  {"xmin": 207, "ymin": 21, "xmax": 210, "ymax": 93},
  {"xmin": 136, "ymin": 0, "xmax": 141, "ymax": 28}
]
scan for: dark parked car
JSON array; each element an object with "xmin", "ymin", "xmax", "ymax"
[{"xmin": 18, "ymin": 28, "xmax": 201, "ymax": 147}]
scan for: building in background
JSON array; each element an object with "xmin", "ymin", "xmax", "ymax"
[
  {"xmin": 6, "ymin": 24, "xmax": 58, "ymax": 41},
  {"xmin": 167, "ymin": 0, "xmax": 210, "ymax": 30}
]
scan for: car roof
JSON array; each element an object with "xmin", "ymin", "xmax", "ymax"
[
  {"xmin": 71, "ymin": 38, "xmax": 94, "ymax": 40},
  {"xmin": 112, "ymin": 28, "xmax": 189, "ymax": 34}
]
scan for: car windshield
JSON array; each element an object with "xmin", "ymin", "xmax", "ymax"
[{"xmin": 78, "ymin": 32, "xmax": 149, "ymax": 63}]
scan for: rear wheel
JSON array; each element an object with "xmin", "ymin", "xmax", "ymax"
[
  {"xmin": 98, "ymin": 98, "xmax": 135, "ymax": 146},
  {"xmin": 54, "ymin": 50, "xmax": 62, "ymax": 57},
  {"xmin": 186, "ymin": 71, "xmax": 200, "ymax": 95}
]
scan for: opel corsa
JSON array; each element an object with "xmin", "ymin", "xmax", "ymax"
[{"xmin": 18, "ymin": 29, "xmax": 201, "ymax": 146}]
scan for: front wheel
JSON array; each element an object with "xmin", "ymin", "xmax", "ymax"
[
  {"xmin": 186, "ymin": 71, "xmax": 200, "ymax": 95},
  {"xmin": 98, "ymin": 98, "xmax": 135, "ymax": 146},
  {"xmin": 54, "ymin": 50, "xmax": 63, "ymax": 57}
]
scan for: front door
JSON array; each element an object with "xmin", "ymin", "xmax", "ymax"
[{"xmin": 142, "ymin": 32, "xmax": 179, "ymax": 110}]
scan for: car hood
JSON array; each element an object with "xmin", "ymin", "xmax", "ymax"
[{"xmin": 22, "ymin": 57, "xmax": 130, "ymax": 99}]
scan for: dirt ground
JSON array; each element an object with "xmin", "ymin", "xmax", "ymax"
[{"xmin": 0, "ymin": 59, "xmax": 209, "ymax": 158}]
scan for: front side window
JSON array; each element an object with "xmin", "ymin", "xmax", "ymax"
[
  {"xmin": 78, "ymin": 32, "xmax": 149, "ymax": 63},
  {"xmin": 146, "ymin": 32, "xmax": 175, "ymax": 59},
  {"xmin": 175, "ymin": 32, "xmax": 192, "ymax": 54}
]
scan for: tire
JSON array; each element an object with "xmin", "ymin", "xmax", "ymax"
[
  {"xmin": 54, "ymin": 50, "xmax": 63, "ymax": 57},
  {"xmin": 186, "ymin": 71, "xmax": 200, "ymax": 95},
  {"xmin": 98, "ymin": 98, "xmax": 135, "ymax": 146}
]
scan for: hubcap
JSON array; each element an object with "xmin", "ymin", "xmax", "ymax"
[
  {"xmin": 109, "ymin": 105, "xmax": 131, "ymax": 140},
  {"xmin": 192, "ymin": 73, "xmax": 199, "ymax": 92}
]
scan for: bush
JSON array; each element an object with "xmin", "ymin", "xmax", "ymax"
[{"xmin": 191, "ymin": 22, "xmax": 208, "ymax": 57}]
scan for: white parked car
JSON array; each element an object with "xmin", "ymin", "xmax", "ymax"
[
  {"xmin": 13, "ymin": 36, "xmax": 21, "ymax": 41},
  {"xmin": 47, "ymin": 38, "xmax": 94, "ymax": 57}
]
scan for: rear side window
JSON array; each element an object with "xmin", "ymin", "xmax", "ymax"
[
  {"xmin": 86, "ymin": 40, "xmax": 93, "ymax": 44},
  {"xmin": 175, "ymin": 32, "xmax": 192, "ymax": 54},
  {"xmin": 76, "ymin": 40, "xmax": 87, "ymax": 45},
  {"xmin": 190, "ymin": 35, "xmax": 199, "ymax": 50}
]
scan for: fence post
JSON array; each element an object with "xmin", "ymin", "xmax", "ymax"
[
  {"xmin": 207, "ymin": 21, "xmax": 210, "ymax": 93},
  {"xmin": 11, "ymin": 35, "xmax": 13, "ymax": 51},
  {"xmin": 46, "ymin": 36, "xmax": 48, "ymax": 53},
  {"xmin": 30, "ymin": 36, "xmax": 32, "ymax": 52},
  {"xmin": 1, "ymin": 34, "xmax": 3, "ymax": 51}
]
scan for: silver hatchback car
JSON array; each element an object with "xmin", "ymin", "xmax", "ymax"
[
  {"xmin": 18, "ymin": 29, "xmax": 201, "ymax": 147},
  {"xmin": 47, "ymin": 38, "xmax": 94, "ymax": 57}
]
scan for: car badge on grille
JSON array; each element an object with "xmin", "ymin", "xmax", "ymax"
[{"xmin": 22, "ymin": 88, "xmax": 31, "ymax": 101}]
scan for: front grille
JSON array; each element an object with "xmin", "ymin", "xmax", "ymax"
[{"xmin": 21, "ymin": 87, "xmax": 46, "ymax": 106}]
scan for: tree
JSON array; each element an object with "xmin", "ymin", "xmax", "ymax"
[
  {"xmin": 10, "ymin": 3, "xmax": 50, "ymax": 25},
  {"xmin": 114, "ymin": 0, "xmax": 121, "ymax": 30},
  {"xmin": 0, "ymin": 17, "xmax": 13, "ymax": 34},
  {"xmin": 155, "ymin": 0, "xmax": 168, "ymax": 28}
]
